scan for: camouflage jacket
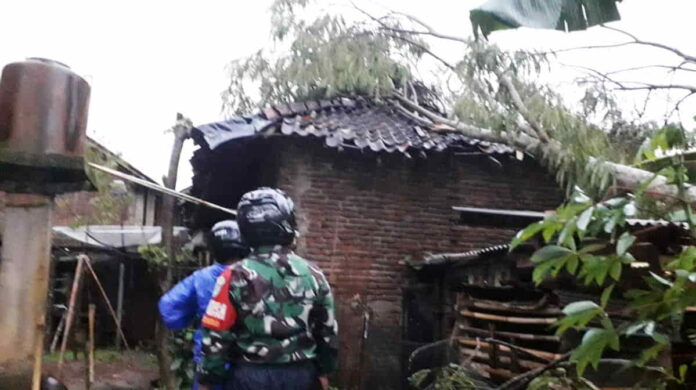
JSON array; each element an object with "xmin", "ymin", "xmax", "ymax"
[{"xmin": 197, "ymin": 246, "xmax": 338, "ymax": 384}]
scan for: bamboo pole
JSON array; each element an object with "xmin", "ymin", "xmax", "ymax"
[
  {"xmin": 87, "ymin": 304, "xmax": 95, "ymax": 389},
  {"xmin": 82, "ymin": 255, "xmax": 129, "ymax": 349},
  {"xmin": 459, "ymin": 309, "xmax": 558, "ymax": 325},
  {"xmin": 115, "ymin": 263, "xmax": 125, "ymax": 349},
  {"xmin": 458, "ymin": 325, "xmax": 560, "ymax": 342},
  {"xmin": 464, "ymin": 298, "xmax": 561, "ymax": 315},
  {"xmin": 57, "ymin": 255, "xmax": 86, "ymax": 378},
  {"xmin": 458, "ymin": 339, "xmax": 563, "ymax": 361},
  {"xmin": 50, "ymin": 311, "xmax": 67, "ymax": 354},
  {"xmin": 458, "ymin": 347, "xmax": 544, "ymax": 370},
  {"xmin": 87, "ymin": 162, "xmax": 236, "ymax": 216},
  {"xmin": 31, "ymin": 314, "xmax": 45, "ymax": 390}
]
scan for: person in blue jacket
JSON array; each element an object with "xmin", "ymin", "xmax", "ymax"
[{"xmin": 158, "ymin": 220, "xmax": 249, "ymax": 390}]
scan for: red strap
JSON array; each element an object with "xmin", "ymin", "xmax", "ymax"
[{"xmin": 201, "ymin": 267, "xmax": 237, "ymax": 331}]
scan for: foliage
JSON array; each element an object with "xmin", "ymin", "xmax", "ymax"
[
  {"xmin": 221, "ymin": 0, "xmax": 653, "ymax": 198},
  {"xmin": 513, "ymin": 127, "xmax": 696, "ymax": 384},
  {"xmin": 56, "ymin": 141, "xmax": 133, "ymax": 227},
  {"xmin": 138, "ymin": 245, "xmax": 196, "ymax": 271},
  {"xmin": 408, "ymin": 364, "xmax": 478, "ymax": 390},
  {"xmin": 169, "ymin": 328, "xmax": 196, "ymax": 389},
  {"xmin": 527, "ymin": 368, "xmax": 598, "ymax": 390},
  {"xmin": 470, "ymin": 0, "xmax": 621, "ymax": 38}
]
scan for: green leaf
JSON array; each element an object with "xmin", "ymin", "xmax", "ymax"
[
  {"xmin": 576, "ymin": 206, "xmax": 594, "ymax": 232},
  {"xmin": 571, "ymin": 328, "xmax": 619, "ymax": 375},
  {"xmin": 511, "ymin": 221, "xmax": 544, "ymax": 249},
  {"xmin": 563, "ymin": 300, "xmax": 599, "ymax": 316},
  {"xmin": 616, "ymin": 232, "xmax": 636, "ymax": 256},
  {"xmin": 679, "ymin": 364, "xmax": 688, "ymax": 383},
  {"xmin": 557, "ymin": 219, "xmax": 577, "ymax": 249},
  {"xmin": 566, "ymin": 255, "xmax": 579, "ymax": 274},
  {"xmin": 532, "ymin": 260, "xmax": 556, "ymax": 284},
  {"xmin": 531, "ymin": 245, "xmax": 573, "ymax": 264},
  {"xmin": 650, "ymin": 272, "xmax": 673, "ymax": 287},
  {"xmin": 609, "ymin": 261, "xmax": 622, "ymax": 281},
  {"xmin": 542, "ymin": 224, "xmax": 559, "ymax": 243},
  {"xmin": 600, "ymin": 284, "xmax": 614, "ymax": 308},
  {"xmin": 578, "ymin": 242, "xmax": 606, "ymax": 254}
]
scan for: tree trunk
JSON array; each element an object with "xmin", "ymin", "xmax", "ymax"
[
  {"xmin": 394, "ymin": 94, "xmax": 696, "ymax": 202},
  {"xmin": 155, "ymin": 114, "xmax": 191, "ymax": 390}
]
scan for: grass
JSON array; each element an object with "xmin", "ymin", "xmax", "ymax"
[{"xmin": 43, "ymin": 348, "xmax": 157, "ymax": 367}]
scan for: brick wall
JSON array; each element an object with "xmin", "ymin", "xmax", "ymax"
[{"xmin": 274, "ymin": 139, "xmax": 563, "ymax": 389}]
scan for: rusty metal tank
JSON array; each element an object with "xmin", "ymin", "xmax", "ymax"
[{"xmin": 0, "ymin": 58, "xmax": 92, "ymax": 194}]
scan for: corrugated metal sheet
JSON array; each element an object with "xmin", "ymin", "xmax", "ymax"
[
  {"xmin": 412, "ymin": 243, "xmax": 511, "ymax": 268},
  {"xmin": 192, "ymin": 97, "xmax": 515, "ymax": 156},
  {"xmin": 453, "ymin": 205, "xmax": 690, "ymax": 230}
]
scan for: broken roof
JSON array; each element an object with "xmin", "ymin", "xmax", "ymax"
[{"xmin": 192, "ymin": 96, "xmax": 515, "ymax": 157}]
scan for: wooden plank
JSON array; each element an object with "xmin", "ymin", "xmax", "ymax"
[
  {"xmin": 458, "ymin": 339, "xmax": 563, "ymax": 361},
  {"xmin": 458, "ymin": 325, "xmax": 560, "ymax": 342},
  {"xmin": 459, "ymin": 309, "xmax": 558, "ymax": 324}
]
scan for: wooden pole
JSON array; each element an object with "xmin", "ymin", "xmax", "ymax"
[
  {"xmin": 155, "ymin": 114, "xmax": 191, "ymax": 390},
  {"xmin": 31, "ymin": 313, "xmax": 46, "ymax": 390},
  {"xmin": 0, "ymin": 195, "xmax": 53, "ymax": 389},
  {"xmin": 50, "ymin": 311, "xmax": 67, "ymax": 354},
  {"xmin": 115, "ymin": 262, "xmax": 125, "ymax": 349},
  {"xmin": 57, "ymin": 255, "xmax": 86, "ymax": 378},
  {"xmin": 87, "ymin": 304, "xmax": 95, "ymax": 389}
]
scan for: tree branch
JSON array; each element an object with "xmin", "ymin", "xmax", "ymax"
[
  {"xmin": 497, "ymin": 71, "xmax": 551, "ymax": 143},
  {"xmin": 602, "ymin": 25, "xmax": 696, "ymax": 64},
  {"xmin": 604, "ymin": 64, "xmax": 696, "ymax": 75},
  {"xmin": 496, "ymin": 352, "xmax": 572, "ymax": 390},
  {"xmin": 382, "ymin": 32, "xmax": 457, "ymax": 71},
  {"xmin": 615, "ymin": 84, "xmax": 696, "ymax": 93}
]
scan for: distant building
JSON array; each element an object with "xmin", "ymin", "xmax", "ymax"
[{"xmin": 0, "ymin": 138, "xmax": 167, "ymax": 347}]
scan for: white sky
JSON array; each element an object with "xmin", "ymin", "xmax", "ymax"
[{"xmin": 2, "ymin": 0, "xmax": 695, "ymax": 189}]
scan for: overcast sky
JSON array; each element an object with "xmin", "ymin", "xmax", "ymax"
[{"xmin": 2, "ymin": 0, "xmax": 695, "ymax": 189}]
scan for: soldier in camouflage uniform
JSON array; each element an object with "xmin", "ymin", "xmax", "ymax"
[{"xmin": 198, "ymin": 188, "xmax": 338, "ymax": 390}]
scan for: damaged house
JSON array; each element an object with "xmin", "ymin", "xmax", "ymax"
[{"xmin": 186, "ymin": 97, "xmax": 563, "ymax": 389}]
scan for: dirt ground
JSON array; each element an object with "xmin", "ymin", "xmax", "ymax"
[{"xmin": 43, "ymin": 350, "xmax": 159, "ymax": 390}]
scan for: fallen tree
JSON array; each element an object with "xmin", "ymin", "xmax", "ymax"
[{"xmin": 222, "ymin": 0, "xmax": 696, "ymax": 203}]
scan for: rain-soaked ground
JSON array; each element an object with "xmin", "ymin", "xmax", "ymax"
[{"xmin": 43, "ymin": 350, "xmax": 158, "ymax": 390}]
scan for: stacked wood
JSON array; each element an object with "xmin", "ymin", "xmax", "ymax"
[{"xmin": 455, "ymin": 292, "xmax": 563, "ymax": 381}]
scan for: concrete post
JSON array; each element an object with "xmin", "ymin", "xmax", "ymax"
[{"xmin": 0, "ymin": 194, "xmax": 54, "ymax": 388}]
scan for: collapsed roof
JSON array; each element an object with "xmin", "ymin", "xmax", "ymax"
[{"xmin": 192, "ymin": 96, "xmax": 515, "ymax": 157}]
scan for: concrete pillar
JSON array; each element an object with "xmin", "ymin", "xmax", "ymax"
[{"xmin": 0, "ymin": 194, "xmax": 53, "ymax": 388}]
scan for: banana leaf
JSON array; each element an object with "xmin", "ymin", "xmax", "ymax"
[{"xmin": 470, "ymin": 0, "xmax": 622, "ymax": 38}]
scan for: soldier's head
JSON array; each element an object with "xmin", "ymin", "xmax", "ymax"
[
  {"xmin": 237, "ymin": 187, "xmax": 296, "ymax": 248},
  {"xmin": 208, "ymin": 220, "xmax": 249, "ymax": 263}
]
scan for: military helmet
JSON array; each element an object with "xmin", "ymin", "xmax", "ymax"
[
  {"xmin": 208, "ymin": 220, "xmax": 249, "ymax": 262},
  {"xmin": 237, "ymin": 187, "xmax": 296, "ymax": 247}
]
